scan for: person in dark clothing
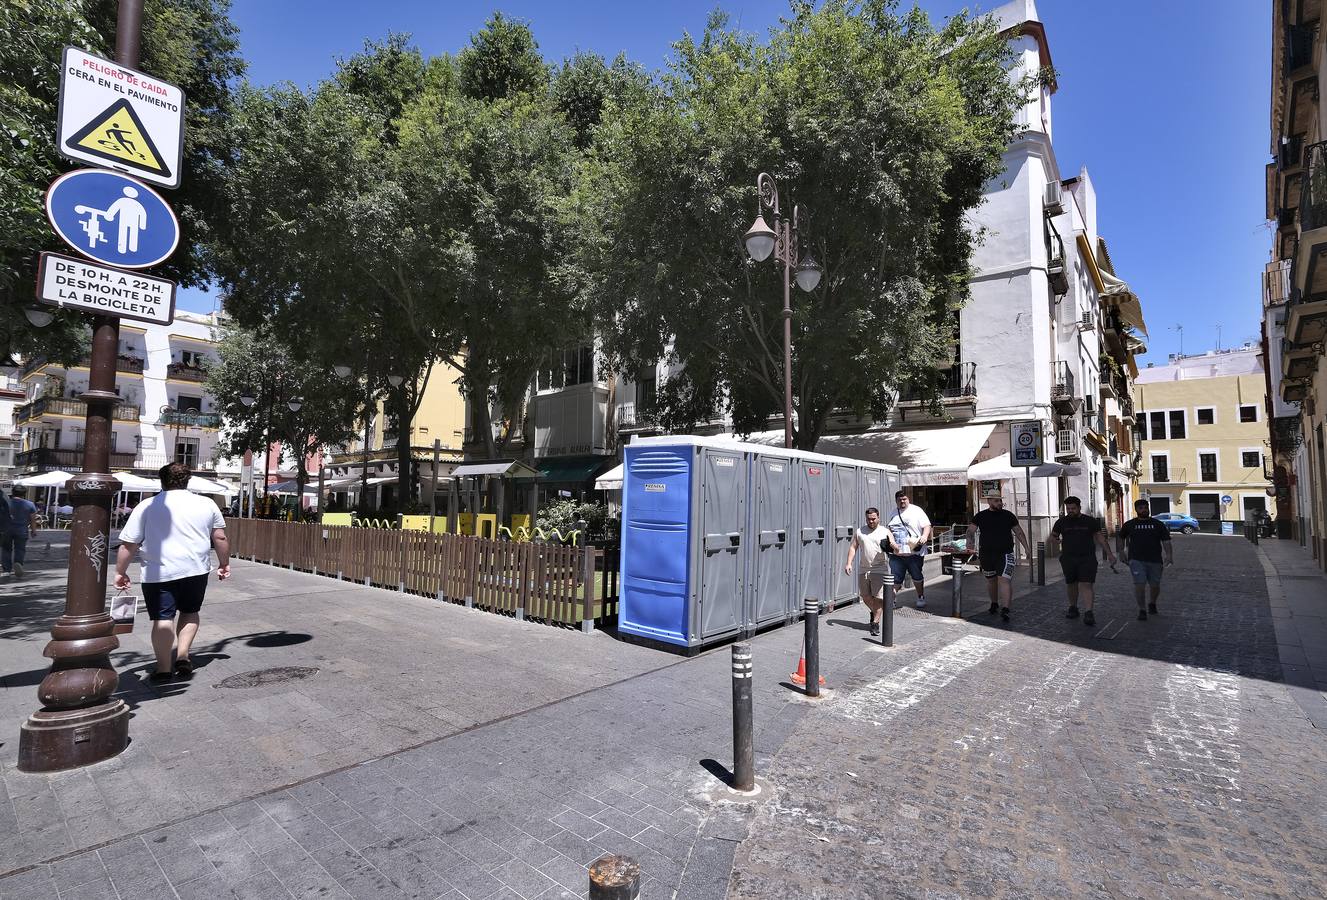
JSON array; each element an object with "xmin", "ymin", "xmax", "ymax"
[
  {"xmin": 1050, "ymin": 496, "xmax": 1116, "ymax": 627},
  {"xmin": 1118, "ymin": 498, "xmax": 1173, "ymax": 621},
  {"xmin": 966, "ymin": 492, "xmax": 1030, "ymax": 623}
]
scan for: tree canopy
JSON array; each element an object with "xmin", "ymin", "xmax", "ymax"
[
  {"xmin": 0, "ymin": 0, "xmax": 242, "ymax": 360},
  {"xmin": 570, "ymin": 1, "xmax": 1028, "ymax": 448}
]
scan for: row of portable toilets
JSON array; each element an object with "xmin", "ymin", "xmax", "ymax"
[{"xmin": 619, "ymin": 435, "xmax": 902, "ymax": 649}]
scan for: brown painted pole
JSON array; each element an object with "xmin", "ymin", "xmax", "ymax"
[
  {"xmin": 782, "ymin": 217, "xmax": 794, "ymax": 450},
  {"xmin": 18, "ymin": 0, "xmax": 142, "ymax": 772},
  {"xmin": 589, "ymin": 854, "xmax": 640, "ymax": 899}
]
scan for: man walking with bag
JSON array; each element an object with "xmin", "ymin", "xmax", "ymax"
[
  {"xmin": 114, "ymin": 463, "xmax": 231, "ymax": 683},
  {"xmin": 886, "ymin": 490, "xmax": 932, "ymax": 608}
]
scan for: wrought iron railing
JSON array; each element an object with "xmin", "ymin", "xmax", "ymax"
[
  {"xmin": 897, "ymin": 362, "xmax": 977, "ymax": 403},
  {"xmin": 17, "ymin": 396, "xmax": 140, "ymax": 424},
  {"xmin": 166, "ymin": 362, "xmax": 208, "ymax": 382},
  {"xmin": 1287, "ymin": 22, "xmax": 1317, "ymax": 71},
  {"xmin": 1300, "ymin": 141, "xmax": 1327, "ymax": 232},
  {"xmin": 161, "ymin": 410, "xmax": 222, "ymax": 428},
  {"xmin": 1051, "ymin": 361, "xmax": 1076, "ymax": 401}
]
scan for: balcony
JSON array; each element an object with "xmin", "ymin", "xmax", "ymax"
[
  {"xmin": 161, "ymin": 410, "xmax": 222, "ymax": 429},
  {"xmin": 1287, "ymin": 23, "xmax": 1317, "ymax": 72},
  {"xmin": 18, "ymin": 447, "xmax": 138, "ymax": 472},
  {"xmin": 1279, "ymin": 134, "xmax": 1306, "ymax": 172},
  {"xmin": 1081, "ymin": 402, "xmax": 1106, "ymax": 438},
  {"xmin": 1265, "ymin": 259, "xmax": 1293, "ymax": 307},
  {"xmin": 1050, "ymin": 361, "xmax": 1080, "ymax": 413},
  {"xmin": 20, "ymin": 354, "xmax": 145, "ymax": 379},
  {"xmin": 1142, "ymin": 466, "xmax": 1188, "ymax": 485},
  {"xmin": 0, "ymin": 377, "xmax": 24, "ymax": 400},
  {"xmin": 894, "ymin": 362, "xmax": 977, "ymax": 424},
  {"xmin": 166, "ymin": 362, "xmax": 208, "ymax": 383},
  {"xmin": 16, "ymin": 396, "xmax": 140, "ymax": 425},
  {"xmin": 1054, "ymin": 427, "xmax": 1081, "ymax": 461},
  {"xmin": 616, "ymin": 400, "xmax": 658, "ymax": 433},
  {"xmin": 1272, "ymin": 415, "xmax": 1305, "ymax": 453}
]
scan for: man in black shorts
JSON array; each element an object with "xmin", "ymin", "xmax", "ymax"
[
  {"xmin": 1050, "ymin": 496, "xmax": 1116, "ymax": 627},
  {"xmin": 966, "ymin": 492, "xmax": 1030, "ymax": 623}
]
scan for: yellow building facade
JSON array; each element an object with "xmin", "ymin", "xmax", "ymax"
[{"xmin": 1135, "ymin": 349, "xmax": 1273, "ymax": 525}]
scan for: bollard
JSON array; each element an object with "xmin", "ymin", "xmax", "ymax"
[
  {"xmin": 950, "ymin": 558, "xmax": 963, "ymax": 618},
  {"xmin": 881, "ymin": 573, "xmax": 895, "ymax": 648},
  {"xmin": 1036, "ymin": 541, "xmax": 1046, "ymax": 586},
  {"xmin": 589, "ymin": 854, "xmax": 640, "ymax": 900},
  {"xmin": 803, "ymin": 598, "xmax": 821, "ymax": 698},
  {"xmin": 731, "ymin": 644, "xmax": 754, "ymax": 791}
]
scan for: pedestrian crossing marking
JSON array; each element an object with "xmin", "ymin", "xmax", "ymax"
[
  {"xmin": 64, "ymin": 98, "xmax": 172, "ymax": 179},
  {"xmin": 835, "ymin": 634, "xmax": 1009, "ymax": 725}
]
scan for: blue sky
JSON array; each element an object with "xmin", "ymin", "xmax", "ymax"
[{"xmin": 185, "ymin": 0, "xmax": 1269, "ymax": 364}]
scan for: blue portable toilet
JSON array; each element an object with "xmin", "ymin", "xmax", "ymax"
[{"xmin": 619, "ymin": 435, "xmax": 899, "ymax": 649}]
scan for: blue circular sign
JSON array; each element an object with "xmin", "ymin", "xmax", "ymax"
[{"xmin": 45, "ymin": 169, "xmax": 179, "ymax": 269}]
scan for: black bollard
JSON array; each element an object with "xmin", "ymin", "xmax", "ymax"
[
  {"xmin": 1037, "ymin": 541, "xmax": 1046, "ymax": 586},
  {"xmin": 950, "ymin": 557, "xmax": 963, "ymax": 618},
  {"xmin": 731, "ymin": 644, "xmax": 754, "ymax": 791},
  {"xmin": 883, "ymin": 573, "xmax": 896, "ymax": 645},
  {"xmin": 589, "ymin": 854, "xmax": 640, "ymax": 899},
  {"xmin": 803, "ymin": 598, "xmax": 821, "ymax": 698}
]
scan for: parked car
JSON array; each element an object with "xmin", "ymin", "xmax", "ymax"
[{"xmin": 1154, "ymin": 512, "xmax": 1200, "ymax": 534}]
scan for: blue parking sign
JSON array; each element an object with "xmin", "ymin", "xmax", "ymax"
[{"xmin": 45, "ymin": 169, "xmax": 179, "ymax": 269}]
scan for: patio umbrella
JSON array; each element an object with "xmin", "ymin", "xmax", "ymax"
[
  {"xmin": 115, "ymin": 473, "xmax": 162, "ymax": 492},
  {"xmin": 187, "ymin": 475, "xmax": 232, "ymax": 495},
  {"xmin": 14, "ymin": 470, "xmax": 74, "ymax": 487}
]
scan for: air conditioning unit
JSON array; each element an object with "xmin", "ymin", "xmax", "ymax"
[
  {"xmin": 1044, "ymin": 180, "xmax": 1065, "ymax": 216},
  {"xmin": 1047, "ymin": 255, "xmax": 1070, "ymax": 296},
  {"xmin": 1076, "ymin": 309, "xmax": 1094, "ymax": 332}
]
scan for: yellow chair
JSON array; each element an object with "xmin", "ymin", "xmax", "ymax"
[{"xmin": 321, "ymin": 512, "xmax": 353, "ymax": 527}]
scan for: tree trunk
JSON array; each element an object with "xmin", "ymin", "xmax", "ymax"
[{"xmin": 469, "ymin": 370, "xmax": 498, "ymax": 459}]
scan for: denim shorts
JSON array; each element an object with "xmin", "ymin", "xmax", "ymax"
[
  {"xmin": 889, "ymin": 553, "xmax": 925, "ymax": 586},
  {"xmin": 1128, "ymin": 559, "xmax": 1164, "ymax": 586}
]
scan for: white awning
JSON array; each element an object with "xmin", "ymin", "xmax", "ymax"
[
  {"xmin": 968, "ymin": 457, "xmax": 1081, "ymax": 481},
  {"xmin": 1101, "ymin": 270, "xmax": 1149, "ymax": 338},
  {"xmin": 823, "ymin": 423, "xmax": 995, "ymax": 486},
  {"xmin": 450, "ymin": 460, "xmax": 539, "ymax": 479},
  {"xmin": 595, "ymin": 463, "xmax": 624, "ymax": 491},
  {"xmin": 14, "ymin": 470, "xmax": 74, "ymax": 487},
  {"xmin": 188, "ymin": 476, "xmax": 233, "ymax": 494},
  {"xmin": 115, "ymin": 473, "xmax": 161, "ymax": 492}
]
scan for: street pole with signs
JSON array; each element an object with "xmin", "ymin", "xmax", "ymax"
[
  {"xmin": 19, "ymin": 0, "xmax": 184, "ymax": 772},
  {"xmin": 1009, "ymin": 421, "xmax": 1044, "ymax": 586}
]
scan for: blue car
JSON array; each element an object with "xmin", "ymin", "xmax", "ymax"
[{"xmin": 1153, "ymin": 512, "xmax": 1199, "ymax": 534}]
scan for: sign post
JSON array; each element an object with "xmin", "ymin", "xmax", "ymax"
[
  {"xmin": 1009, "ymin": 422, "xmax": 1044, "ymax": 586},
  {"xmin": 19, "ymin": 0, "xmax": 170, "ymax": 774}
]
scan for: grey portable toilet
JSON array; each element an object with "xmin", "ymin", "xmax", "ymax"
[
  {"xmin": 748, "ymin": 453, "xmax": 792, "ymax": 628},
  {"xmin": 829, "ymin": 462, "xmax": 861, "ymax": 604},
  {"xmin": 693, "ymin": 445, "xmax": 747, "ymax": 642},
  {"xmin": 793, "ymin": 458, "xmax": 830, "ymax": 616}
]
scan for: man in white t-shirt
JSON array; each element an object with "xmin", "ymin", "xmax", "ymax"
[
  {"xmin": 114, "ymin": 463, "xmax": 230, "ymax": 683},
  {"xmin": 844, "ymin": 506, "xmax": 891, "ymax": 636},
  {"xmin": 886, "ymin": 490, "xmax": 932, "ymax": 608}
]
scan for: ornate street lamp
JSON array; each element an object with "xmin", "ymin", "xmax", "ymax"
[
  {"xmin": 743, "ymin": 173, "xmax": 823, "ymax": 449},
  {"xmin": 24, "ymin": 306, "xmax": 55, "ymax": 328}
]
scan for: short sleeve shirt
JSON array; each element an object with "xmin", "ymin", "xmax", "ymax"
[
  {"xmin": 1119, "ymin": 516, "xmax": 1171, "ymax": 564},
  {"xmin": 6, "ymin": 498, "xmax": 36, "ymax": 536},
  {"xmin": 1052, "ymin": 514, "xmax": 1100, "ymax": 557},
  {"xmin": 972, "ymin": 507, "xmax": 1020, "ymax": 554},
  {"xmin": 887, "ymin": 505, "xmax": 931, "ymax": 556},
  {"xmin": 119, "ymin": 489, "xmax": 225, "ymax": 582},
  {"xmin": 852, "ymin": 525, "xmax": 891, "ymax": 570}
]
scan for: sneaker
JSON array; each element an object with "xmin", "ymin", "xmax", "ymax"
[
  {"xmin": 870, "ymin": 622, "xmax": 880, "ymax": 637},
  {"xmin": 1137, "ymin": 609, "xmax": 1148, "ymax": 621},
  {"xmin": 1083, "ymin": 610, "xmax": 1095, "ymax": 627},
  {"xmin": 989, "ymin": 601, "xmax": 999, "ymax": 615},
  {"xmin": 915, "ymin": 598, "xmax": 926, "ymax": 609},
  {"xmin": 1065, "ymin": 606, "xmax": 1079, "ymax": 619},
  {"xmin": 1148, "ymin": 602, "xmax": 1158, "ymax": 615},
  {"xmin": 1000, "ymin": 607, "xmax": 1010, "ymax": 622},
  {"xmin": 12, "ymin": 564, "xmax": 22, "ymax": 579}
]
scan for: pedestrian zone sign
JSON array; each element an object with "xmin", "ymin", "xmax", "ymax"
[
  {"xmin": 36, "ymin": 252, "xmax": 176, "ymax": 326},
  {"xmin": 1009, "ymin": 421, "xmax": 1044, "ymax": 467},
  {"xmin": 45, "ymin": 169, "xmax": 180, "ymax": 270},
  {"xmin": 57, "ymin": 47, "xmax": 184, "ymax": 188}
]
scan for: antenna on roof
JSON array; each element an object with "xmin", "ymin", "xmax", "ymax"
[
  {"xmin": 1215, "ymin": 323, "xmax": 1222, "ymax": 352},
  {"xmin": 1171, "ymin": 323, "xmax": 1184, "ymax": 357}
]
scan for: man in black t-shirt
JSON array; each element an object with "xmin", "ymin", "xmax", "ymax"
[
  {"xmin": 1118, "ymin": 498, "xmax": 1174, "ymax": 620},
  {"xmin": 1050, "ymin": 496, "xmax": 1116, "ymax": 627},
  {"xmin": 966, "ymin": 493, "xmax": 1030, "ymax": 623}
]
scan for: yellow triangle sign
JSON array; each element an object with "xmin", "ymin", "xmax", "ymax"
[{"xmin": 64, "ymin": 98, "xmax": 172, "ymax": 179}]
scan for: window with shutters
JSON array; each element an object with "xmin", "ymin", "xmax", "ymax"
[{"xmin": 1199, "ymin": 452, "xmax": 1217, "ymax": 482}]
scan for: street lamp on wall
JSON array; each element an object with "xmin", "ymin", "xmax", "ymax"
[{"xmin": 743, "ymin": 172, "xmax": 823, "ymax": 449}]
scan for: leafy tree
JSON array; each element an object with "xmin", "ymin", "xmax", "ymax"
[
  {"xmin": 570, "ymin": 1, "xmax": 1028, "ymax": 449},
  {"xmin": 0, "ymin": 0, "xmax": 242, "ymax": 360},
  {"xmin": 204, "ymin": 323, "xmax": 359, "ymax": 502}
]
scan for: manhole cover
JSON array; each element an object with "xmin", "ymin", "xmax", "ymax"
[{"xmin": 215, "ymin": 666, "xmax": 319, "ymax": 689}]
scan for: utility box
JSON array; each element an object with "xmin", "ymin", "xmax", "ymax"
[{"xmin": 619, "ymin": 435, "xmax": 898, "ymax": 649}]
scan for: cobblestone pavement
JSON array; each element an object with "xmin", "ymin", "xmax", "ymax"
[{"xmin": 731, "ymin": 535, "xmax": 1327, "ymax": 899}]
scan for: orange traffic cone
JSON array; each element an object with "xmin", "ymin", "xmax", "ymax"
[{"xmin": 789, "ymin": 638, "xmax": 825, "ymax": 687}]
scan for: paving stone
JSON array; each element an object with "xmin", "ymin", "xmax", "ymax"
[
  {"xmin": 547, "ymin": 812, "xmax": 604, "ymax": 843},
  {"xmin": 490, "ymin": 858, "xmax": 555, "ymax": 899},
  {"xmin": 535, "ymin": 853, "xmax": 588, "ymax": 894}
]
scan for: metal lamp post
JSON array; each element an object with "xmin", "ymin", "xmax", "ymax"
[
  {"xmin": 17, "ymin": 0, "xmax": 143, "ymax": 772},
  {"xmin": 743, "ymin": 172, "xmax": 822, "ymax": 449}
]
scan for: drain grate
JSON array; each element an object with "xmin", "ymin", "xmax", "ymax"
[{"xmin": 215, "ymin": 666, "xmax": 319, "ymax": 689}]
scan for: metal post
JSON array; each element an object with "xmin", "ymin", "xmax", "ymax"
[
  {"xmin": 428, "ymin": 438, "xmax": 440, "ymax": 534},
  {"xmin": 782, "ymin": 217, "xmax": 794, "ymax": 450},
  {"xmin": 802, "ymin": 598, "xmax": 820, "ymax": 698},
  {"xmin": 1036, "ymin": 541, "xmax": 1046, "ymax": 586},
  {"xmin": 881, "ymin": 572, "xmax": 895, "ymax": 647},
  {"xmin": 731, "ymin": 644, "xmax": 754, "ymax": 791},
  {"xmin": 589, "ymin": 854, "xmax": 640, "ymax": 900},
  {"xmin": 950, "ymin": 558, "xmax": 962, "ymax": 618},
  {"xmin": 1026, "ymin": 467, "xmax": 1034, "ymax": 585},
  {"xmin": 18, "ymin": 0, "xmax": 142, "ymax": 773}
]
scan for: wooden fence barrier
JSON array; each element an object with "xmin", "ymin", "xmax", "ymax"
[{"xmin": 224, "ymin": 518, "xmax": 620, "ymax": 630}]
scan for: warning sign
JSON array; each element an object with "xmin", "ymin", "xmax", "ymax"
[
  {"xmin": 65, "ymin": 98, "xmax": 172, "ymax": 180},
  {"xmin": 36, "ymin": 251, "xmax": 176, "ymax": 325},
  {"xmin": 57, "ymin": 47, "xmax": 184, "ymax": 189}
]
